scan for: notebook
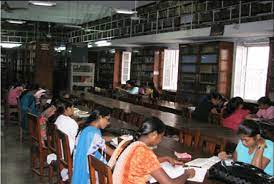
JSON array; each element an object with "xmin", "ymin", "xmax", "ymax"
[{"xmin": 148, "ymin": 162, "xmax": 207, "ymax": 183}]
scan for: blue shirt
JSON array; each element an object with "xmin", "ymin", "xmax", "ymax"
[
  {"xmin": 236, "ymin": 139, "xmax": 274, "ymax": 176},
  {"xmin": 127, "ymin": 87, "xmax": 139, "ymax": 95}
]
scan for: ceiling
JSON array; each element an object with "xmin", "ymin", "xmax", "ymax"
[{"xmin": 1, "ymin": 1, "xmax": 155, "ymax": 25}]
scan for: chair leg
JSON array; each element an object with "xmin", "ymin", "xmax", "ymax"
[
  {"xmin": 19, "ymin": 127, "xmax": 23, "ymax": 143},
  {"xmin": 39, "ymin": 153, "xmax": 44, "ymax": 176}
]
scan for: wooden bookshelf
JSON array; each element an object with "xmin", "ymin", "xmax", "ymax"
[
  {"xmin": 131, "ymin": 49, "xmax": 155, "ymax": 86},
  {"xmin": 266, "ymin": 37, "xmax": 274, "ymax": 100},
  {"xmin": 96, "ymin": 50, "xmax": 115, "ymax": 89},
  {"xmin": 178, "ymin": 41, "xmax": 234, "ymax": 104}
]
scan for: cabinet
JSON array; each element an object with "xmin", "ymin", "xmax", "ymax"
[
  {"xmin": 178, "ymin": 42, "xmax": 233, "ymax": 104},
  {"xmin": 70, "ymin": 63, "xmax": 95, "ymax": 91}
]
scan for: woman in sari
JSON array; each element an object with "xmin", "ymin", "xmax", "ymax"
[
  {"xmin": 19, "ymin": 84, "xmax": 40, "ymax": 131},
  {"xmin": 113, "ymin": 117, "xmax": 195, "ymax": 184},
  {"xmin": 72, "ymin": 106, "xmax": 114, "ymax": 184}
]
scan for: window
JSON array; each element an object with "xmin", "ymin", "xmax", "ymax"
[
  {"xmin": 232, "ymin": 45, "xmax": 270, "ymax": 101},
  {"xmin": 162, "ymin": 49, "xmax": 179, "ymax": 91},
  {"xmin": 121, "ymin": 51, "xmax": 132, "ymax": 84}
]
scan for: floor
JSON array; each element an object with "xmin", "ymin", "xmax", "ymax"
[{"xmin": 1, "ymin": 116, "xmax": 49, "ymax": 184}]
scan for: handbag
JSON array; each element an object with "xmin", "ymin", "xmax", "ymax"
[{"xmin": 208, "ymin": 160, "xmax": 274, "ymax": 184}]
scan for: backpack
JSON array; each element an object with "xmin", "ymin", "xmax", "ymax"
[{"xmin": 208, "ymin": 160, "xmax": 274, "ymax": 184}]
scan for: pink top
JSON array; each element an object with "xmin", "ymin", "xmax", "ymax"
[
  {"xmin": 222, "ymin": 109, "xmax": 250, "ymax": 131},
  {"xmin": 7, "ymin": 87, "xmax": 23, "ymax": 106},
  {"xmin": 256, "ymin": 106, "xmax": 274, "ymax": 120}
]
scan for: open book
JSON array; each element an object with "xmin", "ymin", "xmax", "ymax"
[{"xmin": 148, "ymin": 162, "xmax": 207, "ymax": 183}]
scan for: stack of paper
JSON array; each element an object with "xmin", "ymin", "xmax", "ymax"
[{"xmin": 149, "ymin": 162, "xmax": 207, "ymax": 183}]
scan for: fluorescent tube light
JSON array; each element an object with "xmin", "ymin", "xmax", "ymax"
[
  {"xmin": 97, "ymin": 42, "xmax": 112, "ymax": 47},
  {"xmin": 0, "ymin": 42, "xmax": 22, "ymax": 48},
  {"xmin": 115, "ymin": 9, "xmax": 137, "ymax": 14},
  {"xmin": 63, "ymin": 24, "xmax": 82, "ymax": 29},
  {"xmin": 7, "ymin": 20, "xmax": 26, "ymax": 24},
  {"xmin": 95, "ymin": 40, "xmax": 108, "ymax": 45},
  {"xmin": 54, "ymin": 46, "xmax": 66, "ymax": 52},
  {"xmin": 29, "ymin": 1, "xmax": 56, "ymax": 6},
  {"xmin": 88, "ymin": 43, "xmax": 93, "ymax": 48}
]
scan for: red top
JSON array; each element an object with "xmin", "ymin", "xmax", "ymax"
[{"xmin": 222, "ymin": 109, "xmax": 250, "ymax": 131}]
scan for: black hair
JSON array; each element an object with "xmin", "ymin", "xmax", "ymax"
[
  {"xmin": 237, "ymin": 120, "xmax": 260, "ymax": 137},
  {"xmin": 126, "ymin": 80, "xmax": 135, "ymax": 86},
  {"xmin": 55, "ymin": 99, "xmax": 74, "ymax": 117},
  {"xmin": 134, "ymin": 117, "xmax": 166, "ymax": 141},
  {"xmin": 78, "ymin": 106, "xmax": 111, "ymax": 133},
  {"xmin": 257, "ymin": 96, "xmax": 272, "ymax": 106},
  {"xmin": 223, "ymin": 97, "xmax": 244, "ymax": 118},
  {"xmin": 208, "ymin": 92, "xmax": 222, "ymax": 100}
]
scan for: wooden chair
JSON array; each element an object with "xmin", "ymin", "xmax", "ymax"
[
  {"xmin": 17, "ymin": 97, "xmax": 23, "ymax": 143},
  {"xmin": 4, "ymin": 93, "xmax": 19, "ymax": 125},
  {"xmin": 208, "ymin": 112, "xmax": 222, "ymax": 125},
  {"xmin": 179, "ymin": 129, "xmax": 200, "ymax": 148},
  {"xmin": 55, "ymin": 129, "xmax": 73, "ymax": 184},
  {"xmin": 126, "ymin": 112, "xmax": 144, "ymax": 128},
  {"xmin": 88, "ymin": 155, "xmax": 113, "ymax": 184},
  {"xmin": 111, "ymin": 108, "xmax": 124, "ymax": 120},
  {"xmin": 28, "ymin": 113, "xmax": 48, "ymax": 176},
  {"xmin": 46, "ymin": 122, "xmax": 58, "ymax": 183},
  {"xmin": 198, "ymin": 135, "xmax": 226, "ymax": 156}
]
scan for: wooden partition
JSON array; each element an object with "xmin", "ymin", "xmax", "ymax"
[{"xmin": 34, "ymin": 42, "xmax": 54, "ymax": 90}]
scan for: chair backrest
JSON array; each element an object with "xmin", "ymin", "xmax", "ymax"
[
  {"xmin": 17, "ymin": 97, "xmax": 22, "ymax": 122},
  {"xmin": 28, "ymin": 113, "xmax": 42, "ymax": 147},
  {"xmin": 208, "ymin": 112, "xmax": 222, "ymax": 125},
  {"xmin": 127, "ymin": 112, "xmax": 144, "ymax": 128},
  {"xmin": 88, "ymin": 155, "xmax": 113, "ymax": 184},
  {"xmin": 46, "ymin": 122, "xmax": 57, "ymax": 154},
  {"xmin": 111, "ymin": 108, "xmax": 124, "ymax": 120},
  {"xmin": 179, "ymin": 129, "xmax": 200, "ymax": 148},
  {"xmin": 55, "ymin": 129, "xmax": 73, "ymax": 181},
  {"xmin": 199, "ymin": 135, "xmax": 226, "ymax": 155}
]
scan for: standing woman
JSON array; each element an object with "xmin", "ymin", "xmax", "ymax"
[
  {"xmin": 113, "ymin": 117, "xmax": 195, "ymax": 184},
  {"xmin": 72, "ymin": 106, "xmax": 114, "ymax": 184}
]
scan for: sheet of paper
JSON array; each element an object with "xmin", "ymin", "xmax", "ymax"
[
  {"xmin": 149, "ymin": 162, "xmax": 207, "ymax": 183},
  {"xmin": 185, "ymin": 156, "xmax": 220, "ymax": 170}
]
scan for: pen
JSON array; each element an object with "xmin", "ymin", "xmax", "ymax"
[{"xmin": 183, "ymin": 165, "xmax": 202, "ymax": 168}]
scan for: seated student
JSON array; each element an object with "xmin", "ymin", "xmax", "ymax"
[
  {"xmin": 54, "ymin": 99, "xmax": 79, "ymax": 154},
  {"xmin": 218, "ymin": 120, "xmax": 274, "ymax": 176},
  {"xmin": 7, "ymin": 82, "xmax": 24, "ymax": 106},
  {"xmin": 19, "ymin": 84, "xmax": 40, "ymax": 131},
  {"xmin": 72, "ymin": 106, "xmax": 114, "ymax": 184},
  {"xmin": 255, "ymin": 97, "xmax": 274, "ymax": 120},
  {"xmin": 113, "ymin": 117, "xmax": 195, "ymax": 184},
  {"xmin": 126, "ymin": 80, "xmax": 139, "ymax": 95},
  {"xmin": 192, "ymin": 92, "xmax": 223, "ymax": 122},
  {"xmin": 222, "ymin": 97, "xmax": 250, "ymax": 131}
]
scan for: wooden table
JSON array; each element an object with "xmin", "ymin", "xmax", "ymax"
[
  {"xmin": 105, "ymin": 118, "xmax": 223, "ymax": 184},
  {"xmin": 72, "ymin": 92, "xmax": 238, "ymax": 144}
]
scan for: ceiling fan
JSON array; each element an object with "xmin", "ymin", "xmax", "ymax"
[
  {"xmin": 1, "ymin": 1, "xmax": 28, "ymax": 13},
  {"xmin": 130, "ymin": 0, "xmax": 146, "ymax": 21}
]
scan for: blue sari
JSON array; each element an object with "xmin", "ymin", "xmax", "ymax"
[
  {"xmin": 72, "ymin": 126, "xmax": 106, "ymax": 184},
  {"xmin": 20, "ymin": 91, "xmax": 39, "ymax": 130}
]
